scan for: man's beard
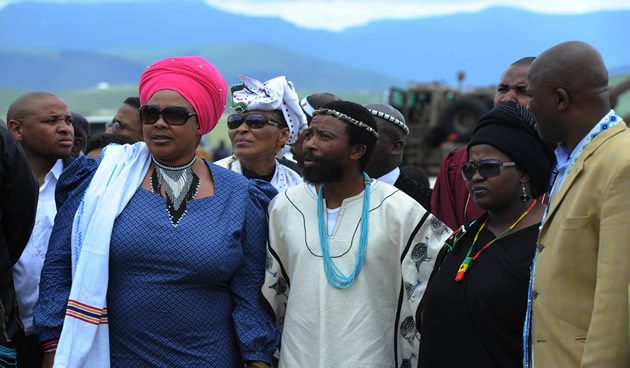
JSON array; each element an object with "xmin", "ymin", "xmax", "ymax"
[{"xmin": 299, "ymin": 150, "xmax": 346, "ymax": 184}]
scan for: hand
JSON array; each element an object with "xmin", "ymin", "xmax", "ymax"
[{"xmin": 42, "ymin": 351, "xmax": 55, "ymax": 368}]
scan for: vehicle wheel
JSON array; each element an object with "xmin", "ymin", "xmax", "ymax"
[{"xmin": 442, "ymin": 98, "xmax": 489, "ymax": 142}]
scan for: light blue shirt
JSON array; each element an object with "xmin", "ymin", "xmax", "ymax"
[{"xmin": 551, "ymin": 109, "xmax": 616, "ymax": 199}]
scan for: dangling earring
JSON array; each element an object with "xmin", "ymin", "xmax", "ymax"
[
  {"xmin": 275, "ymin": 147, "xmax": 284, "ymax": 160},
  {"xmin": 520, "ymin": 183, "xmax": 530, "ymax": 203}
]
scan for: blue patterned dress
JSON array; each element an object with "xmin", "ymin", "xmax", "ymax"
[{"xmin": 34, "ymin": 157, "xmax": 280, "ymax": 367}]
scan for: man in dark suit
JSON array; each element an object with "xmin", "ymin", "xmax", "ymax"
[{"xmin": 364, "ymin": 103, "xmax": 432, "ymax": 211}]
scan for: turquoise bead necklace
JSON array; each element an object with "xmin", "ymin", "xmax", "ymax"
[{"xmin": 317, "ymin": 172, "xmax": 372, "ymax": 289}]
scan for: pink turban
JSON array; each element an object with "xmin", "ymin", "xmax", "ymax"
[{"xmin": 139, "ymin": 56, "xmax": 228, "ymax": 135}]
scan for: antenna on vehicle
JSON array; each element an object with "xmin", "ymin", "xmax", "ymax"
[{"xmin": 457, "ymin": 71, "xmax": 466, "ymax": 91}]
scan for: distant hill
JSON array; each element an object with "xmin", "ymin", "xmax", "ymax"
[
  {"xmin": 101, "ymin": 43, "xmax": 404, "ymax": 92},
  {"xmin": 0, "ymin": 49, "xmax": 146, "ymax": 90},
  {"xmin": 0, "ymin": 43, "xmax": 402, "ymax": 92},
  {"xmin": 0, "ymin": 1, "xmax": 628, "ymax": 88}
]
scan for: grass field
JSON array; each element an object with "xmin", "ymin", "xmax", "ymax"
[
  {"xmin": 2, "ymin": 75, "xmax": 629, "ymax": 148},
  {"xmin": 0, "ymin": 87, "xmax": 384, "ymax": 147}
]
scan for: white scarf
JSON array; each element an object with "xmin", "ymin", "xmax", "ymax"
[
  {"xmin": 231, "ymin": 75, "xmax": 307, "ymax": 145},
  {"xmin": 214, "ymin": 156, "xmax": 302, "ymax": 193},
  {"xmin": 54, "ymin": 143, "xmax": 151, "ymax": 368}
]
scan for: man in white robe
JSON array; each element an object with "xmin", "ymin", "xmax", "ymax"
[{"xmin": 262, "ymin": 100, "xmax": 450, "ymax": 367}]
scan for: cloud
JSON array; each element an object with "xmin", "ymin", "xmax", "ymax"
[
  {"xmin": 204, "ymin": 0, "xmax": 630, "ymax": 31},
  {"xmin": 2, "ymin": 0, "xmax": 629, "ymax": 30}
]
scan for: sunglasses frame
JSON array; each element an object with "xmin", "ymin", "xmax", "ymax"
[
  {"xmin": 140, "ymin": 104, "xmax": 197, "ymax": 126},
  {"xmin": 105, "ymin": 120, "xmax": 121, "ymax": 132},
  {"xmin": 461, "ymin": 159, "xmax": 518, "ymax": 181},
  {"xmin": 227, "ymin": 113, "xmax": 283, "ymax": 130}
]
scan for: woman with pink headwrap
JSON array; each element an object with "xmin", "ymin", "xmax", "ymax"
[{"xmin": 33, "ymin": 57, "xmax": 279, "ymax": 368}]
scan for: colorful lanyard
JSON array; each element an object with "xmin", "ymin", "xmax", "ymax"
[
  {"xmin": 444, "ymin": 226, "xmax": 467, "ymax": 251},
  {"xmin": 455, "ymin": 199, "xmax": 537, "ymax": 282}
]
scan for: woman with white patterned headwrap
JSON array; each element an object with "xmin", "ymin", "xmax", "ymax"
[{"xmin": 215, "ymin": 75, "xmax": 307, "ymax": 192}]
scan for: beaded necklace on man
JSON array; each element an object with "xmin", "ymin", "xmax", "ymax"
[
  {"xmin": 452, "ymin": 199, "xmax": 537, "ymax": 282},
  {"xmin": 150, "ymin": 154, "xmax": 200, "ymax": 227},
  {"xmin": 317, "ymin": 173, "xmax": 372, "ymax": 289}
]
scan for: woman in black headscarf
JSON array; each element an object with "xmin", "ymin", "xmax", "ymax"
[{"xmin": 416, "ymin": 101, "xmax": 555, "ymax": 367}]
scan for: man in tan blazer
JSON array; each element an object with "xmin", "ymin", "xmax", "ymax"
[{"xmin": 525, "ymin": 41, "xmax": 630, "ymax": 366}]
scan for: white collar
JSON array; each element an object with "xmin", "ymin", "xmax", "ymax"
[
  {"xmin": 377, "ymin": 167, "xmax": 400, "ymax": 186},
  {"xmin": 50, "ymin": 158, "xmax": 64, "ymax": 180},
  {"xmin": 41, "ymin": 159, "xmax": 64, "ymax": 192}
]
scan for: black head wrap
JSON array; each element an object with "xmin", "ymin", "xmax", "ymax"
[
  {"xmin": 467, "ymin": 101, "xmax": 555, "ymax": 197},
  {"xmin": 71, "ymin": 112, "xmax": 89, "ymax": 142}
]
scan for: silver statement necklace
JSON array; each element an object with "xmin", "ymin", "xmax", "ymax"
[{"xmin": 150, "ymin": 154, "xmax": 200, "ymax": 227}]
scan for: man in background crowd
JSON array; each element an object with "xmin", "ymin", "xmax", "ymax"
[
  {"xmin": 364, "ymin": 103, "xmax": 432, "ymax": 211},
  {"xmin": 85, "ymin": 133, "xmax": 135, "ymax": 159},
  {"xmin": 105, "ymin": 97, "xmax": 143, "ymax": 142},
  {"xmin": 69, "ymin": 112, "xmax": 89, "ymax": 158},
  {"xmin": 212, "ymin": 139, "xmax": 230, "ymax": 161},
  {"xmin": 431, "ymin": 57, "xmax": 535, "ymax": 229},
  {"xmin": 291, "ymin": 92, "xmax": 341, "ymax": 163}
]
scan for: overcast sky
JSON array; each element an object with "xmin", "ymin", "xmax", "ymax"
[{"xmin": 2, "ymin": 0, "xmax": 629, "ymax": 30}]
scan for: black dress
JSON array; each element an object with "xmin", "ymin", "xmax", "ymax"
[{"xmin": 417, "ymin": 214, "xmax": 538, "ymax": 368}]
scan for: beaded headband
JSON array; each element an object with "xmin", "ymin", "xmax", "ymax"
[
  {"xmin": 367, "ymin": 109, "xmax": 409, "ymax": 135},
  {"xmin": 313, "ymin": 108, "xmax": 379, "ymax": 139},
  {"xmin": 300, "ymin": 96, "xmax": 316, "ymax": 117}
]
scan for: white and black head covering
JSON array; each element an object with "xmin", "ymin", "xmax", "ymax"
[{"xmin": 230, "ymin": 75, "xmax": 307, "ymax": 144}]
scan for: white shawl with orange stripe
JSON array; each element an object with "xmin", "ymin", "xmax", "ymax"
[{"xmin": 54, "ymin": 143, "xmax": 150, "ymax": 368}]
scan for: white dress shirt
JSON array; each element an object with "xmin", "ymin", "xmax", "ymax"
[
  {"xmin": 13, "ymin": 159, "xmax": 63, "ymax": 335},
  {"xmin": 377, "ymin": 167, "xmax": 400, "ymax": 186}
]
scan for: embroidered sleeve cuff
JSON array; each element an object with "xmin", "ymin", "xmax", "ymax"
[{"xmin": 41, "ymin": 338, "xmax": 59, "ymax": 353}]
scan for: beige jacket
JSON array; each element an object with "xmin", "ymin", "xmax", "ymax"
[{"xmin": 532, "ymin": 122, "xmax": 630, "ymax": 367}]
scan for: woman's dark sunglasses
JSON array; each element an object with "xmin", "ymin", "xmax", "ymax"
[
  {"xmin": 227, "ymin": 114, "xmax": 282, "ymax": 130},
  {"xmin": 139, "ymin": 105, "xmax": 197, "ymax": 126},
  {"xmin": 461, "ymin": 160, "xmax": 518, "ymax": 181}
]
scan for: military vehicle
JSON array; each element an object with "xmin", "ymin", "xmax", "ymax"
[
  {"xmin": 390, "ymin": 74, "xmax": 630, "ymax": 176},
  {"xmin": 388, "ymin": 81, "xmax": 496, "ymax": 175}
]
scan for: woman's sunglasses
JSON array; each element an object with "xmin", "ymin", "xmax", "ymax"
[
  {"xmin": 227, "ymin": 114, "xmax": 282, "ymax": 130},
  {"xmin": 139, "ymin": 105, "xmax": 197, "ymax": 126},
  {"xmin": 461, "ymin": 160, "xmax": 518, "ymax": 181}
]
